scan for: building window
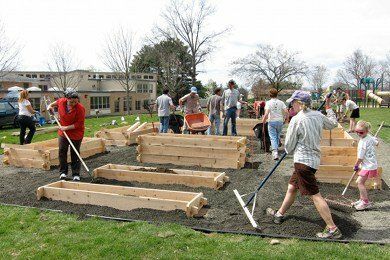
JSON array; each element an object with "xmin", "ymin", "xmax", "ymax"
[
  {"xmin": 135, "ymin": 100, "xmax": 141, "ymax": 110},
  {"xmin": 123, "ymin": 97, "xmax": 132, "ymax": 111},
  {"xmin": 137, "ymin": 75, "xmax": 141, "ymax": 79},
  {"xmin": 106, "ymin": 75, "xmax": 111, "ymax": 79},
  {"xmin": 32, "ymin": 74, "xmax": 37, "ymax": 78},
  {"xmin": 43, "ymin": 85, "xmax": 48, "ymax": 91},
  {"xmin": 23, "ymin": 83, "xmax": 29, "ymax": 88},
  {"xmin": 45, "ymin": 74, "xmax": 51, "ymax": 78},
  {"xmin": 142, "ymin": 84, "xmax": 148, "ymax": 93},
  {"xmin": 18, "ymin": 74, "xmax": 24, "ymax": 77},
  {"xmin": 149, "ymin": 84, "xmax": 153, "ymax": 93},
  {"xmin": 39, "ymin": 74, "xmax": 45, "ymax": 78},
  {"xmin": 114, "ymin": 98, "xmax": 120, "ymax": 112},
  {"xmin": 143, "ymin": 100, "xmax": 150, "ymax": 109},
  {"xmin": 143, "ymin": 75, "xmax": 148, "ymax": 79},
  {"xmin": 90, "ymin": 96, "xmax": 110, "ymax": 110},
  {"xmin": 148, "ymin": 75, "xmax": 154, "ymax": 79},
  {"xmin": 137, "ymin": 84, "xmax": 142, "ymax": 93},
  {"xmin": 99, "ymin": 75, "xmax": 104, "ymax": 79},
  {"xmin": 26, "ymin": 74, "xmax": 31, "ymax": 78}
]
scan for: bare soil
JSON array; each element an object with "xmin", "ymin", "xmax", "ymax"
[{"xmin": 0, "ymin": 139, "xmax": 389, "ymax": 241}]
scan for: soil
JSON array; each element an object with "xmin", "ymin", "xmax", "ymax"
[{"xmin": 0, "ymin": 138, "xmax": 389, "ymax": 241}]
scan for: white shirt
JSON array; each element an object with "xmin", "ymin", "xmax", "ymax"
[
  {"xmin": 358, "ymin": 134, "xmax": 378, "ymax": 170},
  {"xmin": 345, "ymin": 100, "xmax": 358, "ymax": 111},
  {"xmin": 265, "ymin": 98, "xmax": 287, "ymax": 122},
  {"xmin": 18, "ymin": 100, "xmax": 33, "ymax": 117},
  {"xmin": 221, "ymin": 88, "xmax": 240, "ymax": 110},
  {"xmin": 285, "ymin": 108, "xmax": 338, "ymax": 169},
  {"xmin": 156, "ymin": 94, "xmax": 173, "ymax": 117}
]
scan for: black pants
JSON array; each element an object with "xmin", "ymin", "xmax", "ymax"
[
  {"xmin": 59, "ymin": 135, "xmax": 82, "ymax": 176},
  {"xmin": 18, "ymin": 115, "xmax": 36, "ymax": 145}
]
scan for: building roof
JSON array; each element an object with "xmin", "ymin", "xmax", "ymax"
[{"xmin": 0, "ymin": 74, "xmax": 39, "ymax": 83}]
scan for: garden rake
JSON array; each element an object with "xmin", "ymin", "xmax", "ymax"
[{"xmin": 234, "ymin": 92, "xmax": 334, "ymax": 229}]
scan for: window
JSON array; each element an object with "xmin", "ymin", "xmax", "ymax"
[
  {"xmin": 143, "ymin": 100, "xmax": 150, "ymax": 109},
  {"xmin": 131, "ymin": 75, "xmax": 136, "ymax": 79},
  {"xmin": 143, "ymin": 75, "xmax": 148, "ymax": 79},
  {"xmin": 23, "ymin": 83, "xmax": 29, "ymax": 88},
  {"xmin": 39, "ymin": 74, "xmax": 45, "ymax": 78},
  {"xmin": 32, "ymin": 74, "xmax": 37, "ymax": 78},
  {"xmin": 149, "ymin": 84, "xmax": 153, "ymax": 93},
  {"xmin": 99, "ymin": 75, "xmax": 104, "ymax": 79},
  {"xmin": 114, "ymin": 98, "xmax": 120, "ymax": 112},
  {"xmin": 135, "ymin": 100, "xmax": 141, "ymax": 110},
  {"xmin": 137, "ymin": 75, "xmax": 141, "ymax": 79},
  {"xmin": 90, "ymin": 96, "xmax": 110, "ymax": 110},
  {"xmin": 26, "ymin": 74, "xmax": 31, "ymax": 78},
  {"xmin": 123, "ymin": 97, "xmax": 132, "ymax": 111},
  {"xmin": 148, "ymin": 75, "xmax": 154, "ymax": 79},
  {"xmin": 137, "ymin": 84, "xmax": 142, "ymax": 93},
  {"xmin": 106, "ymin": 75, "xmax": 112, "ymax": 79},
  {"xmin": 43, "ymin": 85, "xmax": 48, "ymax": 91},
  {"xmin": 45, "ymin": 74, "xmax": 51, "ymax": 78},
  {"xmin": 142, "ymin": 84, "xmax": 149, "ymax": 93},
  {"xmin": 18, "ymin": 74, "xmax": 24, "ymax": 77},
  {"xmin": 31, "ymin": 98, "xmax": 41, "ymax": 110}
]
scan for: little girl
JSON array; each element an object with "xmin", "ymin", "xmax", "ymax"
[{"xmin": 353, "ymin": 120, "xmax": 379, "ymax": 210}]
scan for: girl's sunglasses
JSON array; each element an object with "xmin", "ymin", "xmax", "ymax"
[{"xmin": 355, "ymin": 130, "xmax": 366, "ymax": 135}]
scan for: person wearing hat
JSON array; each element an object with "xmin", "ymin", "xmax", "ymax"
[
  {"xmin": 220, "ymin": 79, "xmax": 246, "ymax": 136},
  {"xmin": 266, "ymin": 90, "xmax": 343, "ymax": 239},
  {"xmin": 46, "ymin": 89, "xmax": 85, "ymax": 181},
  {"xmin": 179, "ymin": 86, "xmax": 201, "ymax": 133}
]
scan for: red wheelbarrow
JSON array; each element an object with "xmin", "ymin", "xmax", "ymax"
[{"xmin": 184, "ymin": 112, "xmax": 211, "ymax": 134}]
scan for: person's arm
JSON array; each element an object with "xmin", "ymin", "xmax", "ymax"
[
  {"xmin": 46, "ymin": 100, "xmax": 58, "ymax": 111},
  {"xmin": 262, "ymin": 109, "xmax": 269, "ymax": 123},
  {"xmin": 220, "ymin": 91, "xmax": 225, "ymax": 116},
  {"xmin": 284, "ymin": 117, "xmax": 299, "ymax": 154},
  {"xmin": 169, "ymin": 98, "xmax": 175, "ymax": 110},
  {"xmin": 25, "ymin": 103, "xmax": 36, "ymax": 114},
  {"xmin": 283, "ymin": 108, "xmax": 289, "ymax": 123},
  {"xmin": 206, "ymin": 97, "xmax": 211, "ymax": 113},
  {"xmin": 354, "ymin": 141, "xmax": 365, "ymax": 171}
]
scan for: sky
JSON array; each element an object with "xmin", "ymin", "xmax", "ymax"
[{"xmin": 1, "ymin": 0, "xmax": 389, "ymax": 88}]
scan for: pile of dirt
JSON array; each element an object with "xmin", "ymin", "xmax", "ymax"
[{"xmin": 0, "ymin": 141, "xmax": 389, "ymax": 240}]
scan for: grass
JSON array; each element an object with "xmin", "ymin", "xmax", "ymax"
[
  {"xmin": 342, "ymin": 108, "xmax": 390, "ymax": 143},
  {"xmin": 0, "ymin": 205, "xmax": 389, "ymax": 259},
  {"xmin": 0, "ymin": 114, "xmax": 159, "ymax": 154}
]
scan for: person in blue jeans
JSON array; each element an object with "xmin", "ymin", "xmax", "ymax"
[
  {"xmin": 221, "ymin": 80, "xmax": 246, "ymax": 136},
  {"xmin": 206, "ymin": 87, "xmax": 222, "ymax": 135},
  {"xmin": 262, "ymin": 88, "xmax": 288, "ymax": 160},
  {"xmin": 156, "ymin": 89, "xmax": 175, "ymax": 133}
]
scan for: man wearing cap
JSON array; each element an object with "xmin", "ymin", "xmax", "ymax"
[
  {"xmin": 266, "ymin": 90, "xmax": 343, "ymax": 239},
  {"xmin": 220, "ymin": 79, "xmax": 246, "ymax": 136},
  {"xmin": 179, "ymin": 86, "xmax": 201, "ymax": 133},
  {"xmin": 46, "ymin": 89, "xmax": 86, "ymax": 181}
]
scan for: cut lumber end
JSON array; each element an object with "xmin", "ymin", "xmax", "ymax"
[
  {"xmin": 136, "ymin": 145, "xmax": 142, "ymax": 153},
  {"xmin": 200, "ymin": 197, "xmax": 208, "ymax": 206},
  {"xmin": 223, "ymin": 175, "xmax": 230, "ymax": 182},
  {"xmin": 36, "ymin": 187, "xmax": 44, "ymax": 200},
  {"xmin": 136, "ymin": 154, "xmax": 142, "ymax": 163},
  {"xmin": 3, "ymin": 158, "xmax": 9, "ymax": 165}
]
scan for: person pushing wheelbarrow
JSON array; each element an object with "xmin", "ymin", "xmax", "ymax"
[{"xmin": 179, "ymin": 86, "xmax": 201, "ymax": 134}]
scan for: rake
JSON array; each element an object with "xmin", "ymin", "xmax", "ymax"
[{"xmin": 233, "ymin": 92, "xmax": 333, "ymax": 228}]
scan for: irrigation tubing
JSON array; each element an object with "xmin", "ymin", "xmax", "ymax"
[
  {"xmin": 0, "ymin": 203, "xmax": 387, "ymax": 245},
  {"xmin": 245, "ymin": 92, "xmax": 333, "ymax": 206}
]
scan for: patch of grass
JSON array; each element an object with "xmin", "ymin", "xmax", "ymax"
[
  {"xmin": 0, "ymin": 114, "xmax": 158, "ymax": 154},
  {"xmin": 343, "ymin": 108, "xmax": 390, "ymax": 143},
  {"xmin": 0, "ymin": 206, "xmax": 388, "ymax": 259}
]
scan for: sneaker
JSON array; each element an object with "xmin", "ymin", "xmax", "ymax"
[
  {"xmin": 316, "ymin": 227, "xmax": 342, "ymax": 239},
  {"xmin": 354, "ymin": 200, "xmax": 372, "ymax": 211},
  {"xmin": 73, "ymin": 175, "xmax": 80, "ymax": 181},
  {"xmin": 60, "ymin": 173, "xmax": 67, "ymax": 180},
  {"xmin": 272, "ymin": 150, "xmax": 279, "ymax": 160},
  {"xmin": 266, "ymin": 208, "xmax": 283, "ymax": 224},
  {"xmin": 351, "ymin": 199, "xmax": 362, "ymax": 206}
]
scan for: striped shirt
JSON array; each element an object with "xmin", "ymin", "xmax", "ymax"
[{"xmin": 284, "ymin": 108, "xmax": 338, "ymax": 169}]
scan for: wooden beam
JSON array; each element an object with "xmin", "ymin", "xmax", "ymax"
[
  {"xmin": 320, "ymin": 146, "xmax": 357, "ymax": 156},
  {"xmin": 126, "ymin": 121, "xmax": 141, "ymax": 132}
]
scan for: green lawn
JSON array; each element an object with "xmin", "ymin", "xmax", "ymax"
[
  {"xmin": 0, "ymin": 114, "xmax": 159, "ymax": 154},
  {"xmin": 0, "ymin": 205, "xmax": 388, "ymax": 259}
]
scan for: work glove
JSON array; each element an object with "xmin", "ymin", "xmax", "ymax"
[{"xmin": 353, "ymin": 165, "xmax": 360, "ymax": 172}]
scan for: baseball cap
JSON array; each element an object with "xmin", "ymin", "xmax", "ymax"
[
  {"xmin": 228, "ymin": 79, "xmax": 236, "ymax": 85},
  {"xmin": 64, "ymin": 88, "xmax": 79, "ymax": 99},
  {"xmin": 286, "ymin": 90, "xmax": 311, "ymax": 105},
  {"xmin": 190, "ymin": 86, "xmax": 197, "ymax": 93}
]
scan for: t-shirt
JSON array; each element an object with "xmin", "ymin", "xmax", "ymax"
[
  {"xmin": 221, "ymin": 88, "xmax": 240, "ymax": 110},
  {"xmin": 18, "ymin": 99, "xmax": 33, "ymax": 117},
  {"xmin": 180, "ymin": 93, "xmax": 200, "ymax": 114},
  {"xmin": 265, "ymin": 98, "xmax": 287, "ymax": 122},
  {"xmin": 156, "ymin": 94, "xmax": 173, "ymax": 117},
  {"xmin": 345, "ymin": 100, "xmax": 358, "ymax": 111},
  {"xmin": 57, "ymin": 98, "xmax": 85, "ymax": 140},
  {"xmin": 357, "ymin": 134, "xmax": 378, "ymax": 170},
  {"xmin": 207, "ymin": 95, "xmax": 222, "ymax": 115}
]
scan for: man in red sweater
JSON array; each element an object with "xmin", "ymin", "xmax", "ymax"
[{"xmin": 47, "ymin": 90, "xmax": 85, "ymax": 181}]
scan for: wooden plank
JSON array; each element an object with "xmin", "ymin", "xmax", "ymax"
[
  {"xmin": 320, "ymin": 138, "xmax": 357, "ymax": 147},
  {"xmin": 126, "ymin": 121, "xmax": 141, "ymax": 132},
  {"xmin": 160, "ymin": 133, "xmax": 244, "ymax": 141},
  {"xmin": 322, "ymin": 131, "xmax": 345, "ymax": 139},
  {"xmin": 137, "ymin": 154, "xmax": 241, "ymax": 169},
  {"xmin": 3, "ymin": 156, "xmax": 48, "ymax": 169},
  {"xmin": 37, "ymin": 181, "xmax": 205, "ymax": 216},
  {"xmin": 93, "ymin": 165, "xmax": 228, "ymax": 189},
  {"xmin": 320, "ymin": 146, "xmax": 357, "ymax": 156},
  {"xmin": 320, "ymin": 155, "xmax": 356, "ymax": 165}
]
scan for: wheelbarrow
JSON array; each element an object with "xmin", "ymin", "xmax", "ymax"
[{"xmin": 184, "ymin": 112, "xmax": 211, "ymax": 134}]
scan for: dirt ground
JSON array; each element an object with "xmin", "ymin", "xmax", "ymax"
[{"xmin": 0, "ymin": 137, "xmax": 389, "ymax": 242}]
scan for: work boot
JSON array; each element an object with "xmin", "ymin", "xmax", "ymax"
[
  {"xmin": 266, "ymin": 208, "xmax": 283, "ymax": 224},
  {"xmin": 60, "ymin": 173, "xmax": 67, "ymax": 180},
  {"xmin": 316, "ymin": 227, "xmax": 342, "ymax": 239}
]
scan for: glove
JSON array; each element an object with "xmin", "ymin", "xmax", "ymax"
[{"xmin": 353, "ymin": 165, "xmax": 359, "ymax": 172}]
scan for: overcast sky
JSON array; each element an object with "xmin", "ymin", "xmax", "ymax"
[{"xmin": 1, "ymin": 0, "xmax": 389, "ymax": 88}]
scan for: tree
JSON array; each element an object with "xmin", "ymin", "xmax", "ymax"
[
  {"xmin": 203, "ymin": 79, "xmax": 218, "ymax": 97},
  {"xmin": 0, "ymin": 22, "xmax": 21, "ymax": 77},
  {"xmin": 157, "ymin": 0, "xmax": 229, "ymax": 85},
  {"xmin": 102, "ymin": 28, "xmax": 135, "ymax": 115},
  {"xmin": 47, "ymin": 43, "xmax": 81, "ymax": 93},
  {"xmin": 337, "ymin": 49, "xmax": 377, "ymax": 88},
  {"xmin": 378, "ymin": 54, "xmax": 390, "ymax": 91},
  {"xmin": 131, "ymin": 38, "xmax": 192, "ymax": 102},
  {"xmin": 232, "ymin": 44, "xmax": 307, "ymax": 92},
  {"xmin": 251, "ymin": 79, "xmax": 269, "ymax": 100},
  {"xmin": 308, "ymin": 65, "xmax": 329, "ymax": 94},
  {"xmin": 238, "ymin": 87, "xmax": 249, "ymax": 100}
]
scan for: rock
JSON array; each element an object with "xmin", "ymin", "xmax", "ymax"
[
  {"xmin": 270, "ymin": 239, "xmax": 280, "ymax": 245},
  {"xmin": 157, "ymin": 231, "xmax": 176, "ymax": 238}
]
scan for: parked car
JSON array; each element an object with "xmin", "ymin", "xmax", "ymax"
[{"xmin": 0, "ymin": 99, "xmax": 19, "ymax": 128}]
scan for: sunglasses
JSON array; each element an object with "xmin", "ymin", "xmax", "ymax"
[{"xmin": 355, "ymin": 130, "xmax": 366, "ymax": 135}]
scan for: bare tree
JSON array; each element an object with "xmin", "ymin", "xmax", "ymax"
[
  {"xmin": 377, "ymin": 53, "xmax": 390, "ymax": 91},
  {"xmin": 102, "ymin": 27, "xmax": 135, "ymax": 115},
  {"xmin": 308, "ymin": 65, "xmax": 329, "ymax": 94},
  {"xmin": 232, "ymin": 44, "xmax": 307, "ymax": 92},
  {"xmin": 0, "ymin": 22, "xmax": 21, "ymax": 77},
  {"xmin": 157, "ymin": 0, "xmax": 230, "ymax": 85},
  {"xmin": 47, "ymin": 43, "xmax": 81, "ymax": 92},
  {"xmin": 337, "ymin": 49, "xmax": 377, "ymax": 88}
]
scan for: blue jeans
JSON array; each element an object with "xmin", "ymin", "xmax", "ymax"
[
  {"xmin": 207, "ymin": 113, "xmax": 221, "ymax": 135},
  {"xmin": 268, "ymin": 121, "xmax": 283, "ymax": 151},
  {"xmin": 159, "ymin": 116, "xmax": 169, "ymax": 133},
  {"xmin": 223, "ymin": 107, "xmax": 237, "ymax": 136}
]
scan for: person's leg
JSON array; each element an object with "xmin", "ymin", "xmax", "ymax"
[
  {"xmin": 24, "ymin": 117, "xmax": 36, "ymax": 144},
  {"xmin": 357, "ymin": 175, "xmax": 369, "ymax": 201},
  {"xmin": 275, "ymin": 121, "xmax": 283, "ymax": 149},
  {"xmin": 159, "ymin": 116, "xmax": 164, "ymax": 133},
  {"xmin": 163, "ymin": 116, "xmax": 170, "ymax": 133},
  {"xmin": 215, "ymin": 115, "xmax": 221, "ymax": 135},
  {"xmin": 268, "ymin": 122, "xmax": 278, "ymax": 151},
  {"xmin": 207, "ymin": 114, "xmax": 215, "ymax": 135},
  {"xmin": 18, "ymin": 116, "xmax": 27, "ymax": 145},
  {"xmin": 58, "ymin": 136, "xmax": 69, "ymax": 176},
  {"xmin": 278, "ymin": 184, "xmax": 298, "ymax": 215},
  {"xmin": 312, "ymin": 193, "xmax": 336, "ymax": 228},
  {"xmin": 70, "ymin": 138, "xmax": 83, "ymax": 177},
  {"xmin": 231, "ymin": 107, "xmax": 237, "ymax": 136},
  {"xmin": 223, "ymin": 110, "xmax": 230, "ymax": 136},
  {"xmin": 236, "ymin": 109, "xmax": 241, "ymax": 118}
]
